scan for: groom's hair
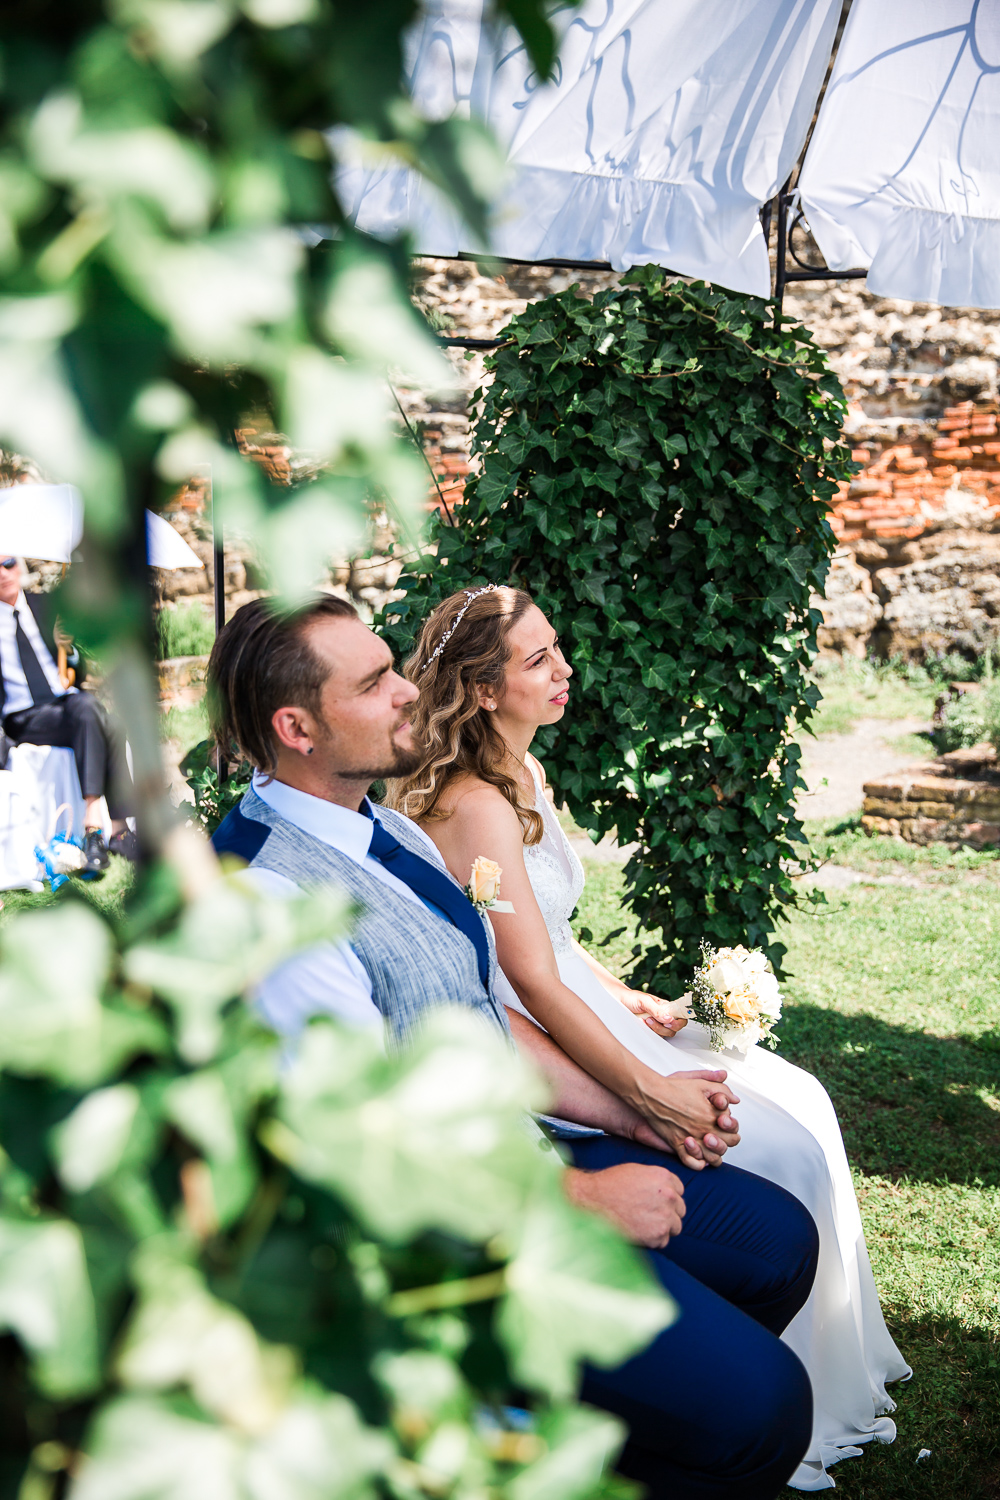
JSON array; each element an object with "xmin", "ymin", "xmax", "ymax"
[{"xmin": 208, "ymin": 593, "xmax": 357, "ymax": 774}]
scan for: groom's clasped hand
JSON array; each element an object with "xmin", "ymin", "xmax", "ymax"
[{"xmin": 636, "ymin": 1066, "xmax": 740, "ymax": 1167}]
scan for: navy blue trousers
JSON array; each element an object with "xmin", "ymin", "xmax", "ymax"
[{"xmin": 569, "ymin": 1136, "xmax": 819, "ymax": 1500}]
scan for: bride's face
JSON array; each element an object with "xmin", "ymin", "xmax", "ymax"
[{"xmin": 491, "ymin": 604, "xmax": 572, "ymax": 731}]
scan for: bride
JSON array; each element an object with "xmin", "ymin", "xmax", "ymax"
[{"xmin": 386, "ymin": 583, "xmax": 910, "ymax": 1493}]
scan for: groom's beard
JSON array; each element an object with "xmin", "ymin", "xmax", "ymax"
[{"xmin": 324, "ymin": 711, "xmax": 424, "ymax": 782}]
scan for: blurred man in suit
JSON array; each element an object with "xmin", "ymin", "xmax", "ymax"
[{"xmin": 0, "ymin": 557, "xmax": 135, "ymax": 871}]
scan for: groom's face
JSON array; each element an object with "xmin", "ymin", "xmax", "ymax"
[{"xmin": 304, "ymin": 615, "xmax": 422, "ymax": 781}]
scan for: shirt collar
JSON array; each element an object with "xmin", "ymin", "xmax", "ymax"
[
  {"xmin": 251, "ymin": 771, "xmax": 375, "ymax": 862},
  {"xmin": 0, "ymin": 592, "xmax": 26, "ymax": 618}
]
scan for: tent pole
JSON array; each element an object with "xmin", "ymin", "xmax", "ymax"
[
  {"xmin": 210, "ymin": 468, "xmax": 227, "ymax": 783},
  {"xmin": 773, "ymin": 181, "xmax": 791, "ymax": 331},
  {"xmin": 211, "ymin": 475, "xmax": 225, "ymax": 637}
]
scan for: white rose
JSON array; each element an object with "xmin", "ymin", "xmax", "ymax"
[
  {"xmin": 753, "ymin": 971, "xmax": 782, "ymax": 1014},
  {"xmin": 743, "ymin": 949, "xmax": 770, "ymax": 974},
  {"xmin": 469, "ymin": 856, "xmax": 502, "ymax": 905},
  {"xmin": 705, "ymin": 957, "xmax": 747, "ymax": 995}
]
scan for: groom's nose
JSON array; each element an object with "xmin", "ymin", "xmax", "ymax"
[{"xmin": 392, "ymin": 673, "xmax": 419, "ymax": 706}]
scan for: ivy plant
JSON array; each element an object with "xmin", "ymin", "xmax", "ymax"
[
  {"xmin": 381, "ymin": 270, "xmax": 854, "ymax": 989},
  {"xmin": 0, "ymin": 878, "xmax": 671, "ymax": 1498}
]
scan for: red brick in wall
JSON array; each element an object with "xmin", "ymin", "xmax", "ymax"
[{"xmin": 830, "ymin": 402, "xmax": 1000, "ymax": 543}]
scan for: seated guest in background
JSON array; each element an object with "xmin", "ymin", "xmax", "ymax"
[
  {"xmin": 0, "ymin": 557, "xmax": 135, "ymax": 870},
  {"xmin": 208, "ymin": 594, "xmax": 819, "ymax": 1500}
]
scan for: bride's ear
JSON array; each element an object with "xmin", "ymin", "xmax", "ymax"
[{"xmin": 476, "ymin": 684, "xmax": 498, "ymax": 712}]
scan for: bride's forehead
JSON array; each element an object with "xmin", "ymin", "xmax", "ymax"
[{"xmin": 506, "ymin": 604, "xmax": 555, "ymax": 656}]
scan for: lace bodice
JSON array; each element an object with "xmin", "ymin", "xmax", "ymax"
[{"xmin": 523, "ymin": 767, "xmax": 586, "ymax": 956}]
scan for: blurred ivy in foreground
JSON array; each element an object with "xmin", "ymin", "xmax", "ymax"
[
  {"xmin": 0, "ymin": 877, "xmax": 671, "ymax": 1498},
  {"xmin": 0, "ymin": 3, "xmax": 673, "ymax": 1497},
  {"xmin": 0, "ymin": 0, "xmax": 571, "ymax": 846}
]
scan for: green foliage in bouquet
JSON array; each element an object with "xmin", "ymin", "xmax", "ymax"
[
  {"xmin": 0, "ymin": 873, "xmax": 672, "ymax": 1499},
  {"xmin": 379, "ymin": 272, "xmax": 855, "ymax": 990}
]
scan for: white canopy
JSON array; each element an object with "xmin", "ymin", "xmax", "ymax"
[
  {"xmin": 0, "ymin": 485, "xmax": 203, "ymax": 570},
  {"xmin": 339, "ymin": 0, "xmax": 842, "ymax": 296},
  {"xmin": 0, "ymin": 484, "xmax": 83, "ymax": 563},
  {"xmin": 798, "ymin": 1, "xmax": 1000, "ymax": 308},
  {"xmin": 146, "ymin": 509, "xmax": 204, "ymax": 570}
]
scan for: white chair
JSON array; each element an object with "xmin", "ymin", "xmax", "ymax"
[{"xmin": 0, "ymin": 744, "xmax": 109, "ymax": 890}]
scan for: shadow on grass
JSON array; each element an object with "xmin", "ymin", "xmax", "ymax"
[
  {"xmin": 788, "ymin": 1307, "xmax": 1000, "ymax": 1500},
  {"xmin": 780, "ymin": 1003, "xmax": 1000, "ymax": 1186}
]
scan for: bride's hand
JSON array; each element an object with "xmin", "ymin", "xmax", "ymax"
[
  {"xmin": 617, "ymin": 988, "xmax": 688, "ymax": 1038},
  {"xmin": 634, "ymin": 1069, "xmax": 740, "ymax": 1170}
]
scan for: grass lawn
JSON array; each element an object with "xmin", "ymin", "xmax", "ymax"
[
  {"xmin": 160, "ymin": 697, "xmax": 208, "ymax": 760},
  {"xmin": 0, "ymin": 854, "xmax": 133, "ymax": 924},
  {"xmin": 574, "ymin": 849, "xmax": 1000, "ymax": 1500},
  {"xmin": 804, "ymin": 660, "xmax": 939, "ymax": 738}
]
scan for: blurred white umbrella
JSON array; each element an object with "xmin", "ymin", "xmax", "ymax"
[
  {"xmin": 145, "ymin": 509, "xmax": 204, "ymax": 570},
  {"xmin": 0, "ymin": 484, "xmax": 83, "ymax": 563}
]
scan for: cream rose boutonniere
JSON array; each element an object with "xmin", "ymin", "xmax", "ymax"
[{"xmin": 466, "ymin": 856, "xmax": 515, "ymax": 914}]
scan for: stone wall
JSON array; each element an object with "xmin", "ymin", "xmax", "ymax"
[
  {"xmin": 404, "ymin": 265, "xmax": 1000, "ymax": 664},
  {"xmin": 145, "ymin": 261, "xmax": 1000, "ymax": 665},
  {"xmin": 862, "ymin": 744, "xmax": 1000, "ymax": 848}
]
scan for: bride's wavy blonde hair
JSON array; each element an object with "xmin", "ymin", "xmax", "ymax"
[{"xmin": 384, "ymin": 584, "xmax": 544, "ymax": 844}]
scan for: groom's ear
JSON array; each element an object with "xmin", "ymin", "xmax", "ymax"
[{"xmin": 272, "ymin": 704, "xmax": 315, "ymax": 756}]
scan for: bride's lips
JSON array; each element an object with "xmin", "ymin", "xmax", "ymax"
[{"xmin": 550, "ymin": 688, "xmax": 570, "ymax": 705}]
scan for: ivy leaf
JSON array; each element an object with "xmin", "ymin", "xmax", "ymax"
[
  {"xmin": 497, "ymin": 1186, "xmax": 677, "ymax": 1399},
  {"xmin": 0, "ymin": 1214, "xmax": 100, "ymax": 1398},
  {"xmin": 0, "ymin": 905, "xmax": 153, "ymax": 1087},
  {"xmin": 124, "ymin": 876, "xmax": 351, "ymax": 1063},
  {"xmin": 51, "ymin": 1083, "xmax": 145, "ymax": 1194},
  {"xmin": 269, "ymin": 1011, "xmax": 552, "ymax": 1244},
  {"xmin": 509, "ymin": 1406, "xmax": 628, "ymax": 1500}
]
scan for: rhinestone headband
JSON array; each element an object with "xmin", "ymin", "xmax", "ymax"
[{"xmin": 419, "ymin": 584, "xmax": 498, "ymax": 673}]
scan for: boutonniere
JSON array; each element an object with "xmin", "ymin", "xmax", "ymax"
[{"xmin": 466, "ymin": 856, "xmax": 516, "ymax": 915}]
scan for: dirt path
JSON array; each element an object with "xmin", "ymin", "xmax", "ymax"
[{"xmin": 796, "ymin": 716, "xmax": 932, "ymax": 823}]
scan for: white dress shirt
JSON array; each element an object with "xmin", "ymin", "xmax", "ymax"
[
  {"xmin": 244, "ymin": 772, "xmax": 450, "ymax": 1043},
  {"xmin": 0, "ymin": 592, "xmax": 68, "ymax": 715},
  {"xmin": 245, "ymin": 774, "xmax": 598, "ymax": 1141}
]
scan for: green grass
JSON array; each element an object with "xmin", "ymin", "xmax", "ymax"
[
  {"xmin": 573, "ymin": 858, "xmax": 1000, "ymax": 1500},
  {"xmin": 156, "ymin": 599, "xmax": 214, "ymax": 660},
  {"xmin": 160, "ymin": 698, "xmax": 208, "ymax": 759},
  {"xmin": 806, "ymin": 816, "xmax": 1000, "ymax": 886},
  {"xmin": 804, "ymin": 660, "xmax": 938, "ymax": 738},
  {"xmin": 0, "ymin": 854, "xmax": 133, "ymax": 924}
]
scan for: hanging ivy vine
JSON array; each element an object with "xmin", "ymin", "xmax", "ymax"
[{"xmin": 381, "ymin": 268, "xmax": 854, "ymax": 991}]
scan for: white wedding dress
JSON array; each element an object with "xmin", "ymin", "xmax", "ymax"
[{"xmin": 496, "ymin": 769, "xmax": 911, "ymax": 1492}]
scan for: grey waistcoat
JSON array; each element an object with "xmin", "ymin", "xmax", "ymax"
[{"xmin": 235, "ymin": 789, "xmax": 511, "ymax": 1045}]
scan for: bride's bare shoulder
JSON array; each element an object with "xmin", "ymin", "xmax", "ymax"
[{"xmin": 437, "ymin": 775, "xmax": 522, "ymax": 831}]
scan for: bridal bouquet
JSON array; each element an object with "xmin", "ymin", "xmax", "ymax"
[{"xmin": 683, "ymin": 943, "xmax": 782, "ymax": 1054}]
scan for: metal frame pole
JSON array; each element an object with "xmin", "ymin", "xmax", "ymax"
[
  {"xmin": 773, "ymin": 183, "xmax": 790, "ymax": 331},
  {"xmin": 209, "ymin": 467, "xmax": 227, "ymax": 782}
]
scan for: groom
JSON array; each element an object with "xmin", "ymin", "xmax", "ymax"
[{"xmin": 210, "ymin": 594, "xmax": 818, "ymax": 1500}]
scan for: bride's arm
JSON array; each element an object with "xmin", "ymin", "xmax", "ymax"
[
  {"xmin": 427, "ymin": 785, "xmax": 739, "ymax": 1169},
  {"xmin": 571, "ymin": 940, "xmax": 688, "ymax": 1039},
  {"xmin": 506, "ymin": 1009, "xmax": 677, "ymax": 1149},
  {"xmin": 528, "ymin": 756, "xmax": 685, "ymax": 1040}
]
